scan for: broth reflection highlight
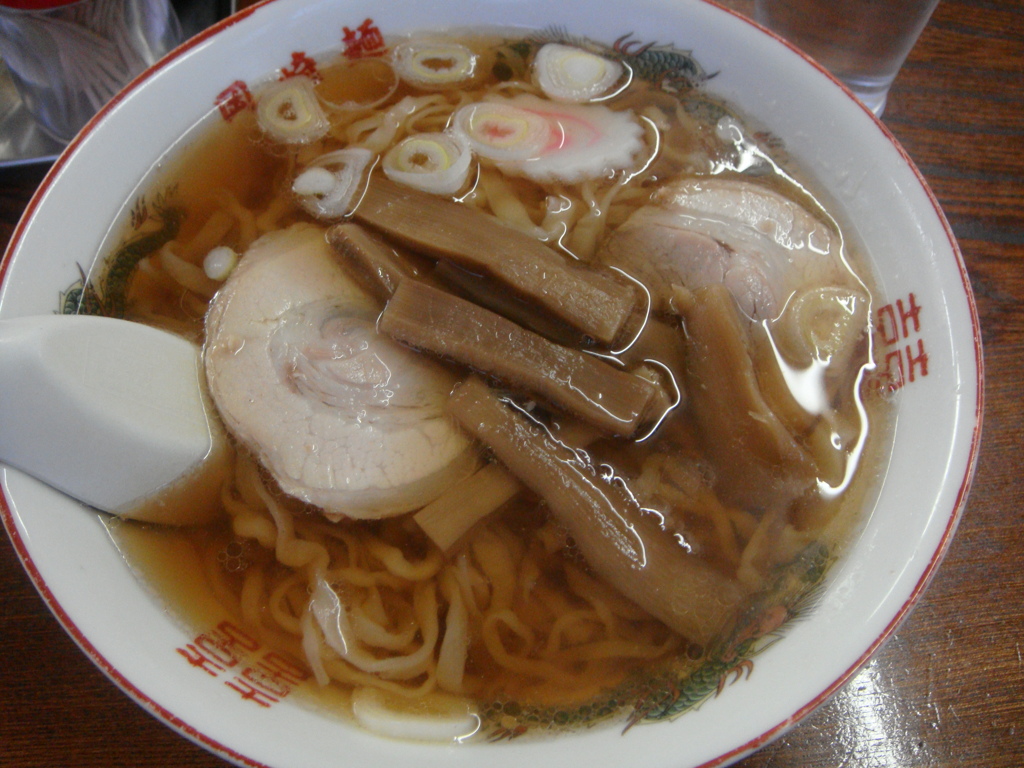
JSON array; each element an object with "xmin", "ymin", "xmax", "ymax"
[{"xmin": 85, "ymin": 29, "xmax": 890, "ymax": 741}]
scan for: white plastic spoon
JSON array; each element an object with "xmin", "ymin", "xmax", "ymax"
[{"xmin": 0, "ymin": 314, "xmax": 230, "ymax": 525}]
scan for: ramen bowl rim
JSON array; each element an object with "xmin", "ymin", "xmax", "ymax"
[{"xmin": 0, "ymin": 1, "xmax": 982, "ymax": 767}]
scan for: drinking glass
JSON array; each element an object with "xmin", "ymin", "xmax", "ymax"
[
  {"xmin": 754, "ymin": 0, "xmax": 941, "ymax": 115},
  {"xmin": 0, "ymin": 0, "xmax": 182, "ymax": 143}
]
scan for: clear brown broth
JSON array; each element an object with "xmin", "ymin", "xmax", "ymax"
[{"xmin": 96, "ymin": 29, "xmax": 892, "ymax": 740}]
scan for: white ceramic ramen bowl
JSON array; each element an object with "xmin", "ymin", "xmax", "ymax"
[{"xmin": 0, "ymin": 1, "xmax": 981, "ymax": 767}]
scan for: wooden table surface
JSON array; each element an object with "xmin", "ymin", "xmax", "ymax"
[{"xmin": 1, "ymin": 1, "xmax": 1021, "ymax": 765}]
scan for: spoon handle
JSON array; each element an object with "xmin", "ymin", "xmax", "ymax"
[{"xmin": 0, "ymin": 315, "xmax": 228, "ymax": 523}]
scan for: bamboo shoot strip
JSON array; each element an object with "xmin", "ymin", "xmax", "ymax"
[
  {"xmin": 672, "ymin": 284, "xmax": 817, "ymax": 512},
  {"xmin": 413, "ymin": 463, "xmax": 521, "ymax": 552},
  {"xmin": 380, "ymin": 280, "xmax": 660, "ymax": 437},
  {"xmin": 414, "ymin": 419, "xmax": 601, "ymax": 552},
  {"xmin": 447, "ymin": 376, "xmax": 749, "ymax": 646},
  {"xmin": 352, "ymin": 177, "xmax": 640, "ymax": 346},
  {"xmin": 433, "ymin": 261, "xmax": 582, "ymax": 347},
  {"xmin": 326, "ymin": 223, "xmax": 434, "ymax": 302}
]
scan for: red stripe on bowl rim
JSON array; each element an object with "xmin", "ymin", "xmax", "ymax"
[
  {"xmin": 0, "ymin": 3, "xmax": 275, "ymax": 766},
  {"xmin": 0, "ymin": 1, "xmax": 985, "ymax": 766},
  {"xmin": 696, "ymin": 3, "xmax": 985, "ymax": 763}
]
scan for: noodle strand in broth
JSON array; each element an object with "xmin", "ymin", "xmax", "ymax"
[{"xmin": 89, "ymin": 28, "xmax": 891, "ymax": 742}]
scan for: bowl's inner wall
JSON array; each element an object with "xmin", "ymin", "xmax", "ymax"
[{"xmin": 0, "ymin": 2, "xmax": 977, "ymax": 768}]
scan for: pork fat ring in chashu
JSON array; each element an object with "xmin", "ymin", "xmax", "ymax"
[
  {"xmin": 204, "ymin": 224, "xmax": 478, "ymax": 519},
  {"xmin": 597, "ymin": 178, "xmax": 851, "ymax": 322}
]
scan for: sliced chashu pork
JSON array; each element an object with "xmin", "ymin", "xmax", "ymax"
[
  {"xmin": 204, "ymin": 224, "xmax": 477, "ymax": 519},
  {"xmin": 597, "ymin": 177, "xmax": 849, "ymax": 322},
  {"xmin": 598, "ymin": 178, "xmax": 869, "ymax": 513}
]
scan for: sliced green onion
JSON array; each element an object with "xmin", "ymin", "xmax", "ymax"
[
  {"xmin": 533, "ymin": 43, "xmax": 625, "ymax": 103},
  {"xmin": 382, "ymin": 132, "xmax": 473, "ymax": 195},
  {"xmin": 293, "ymin": 148, "xmax": 374, "ymax": 220},
  {"xmin": 256, "ymin": 76, "xmax": 330, "ymax": 144},
  {"xmin": 393, "ymin": 40, "xmax": 477, "ymax": 89}
]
